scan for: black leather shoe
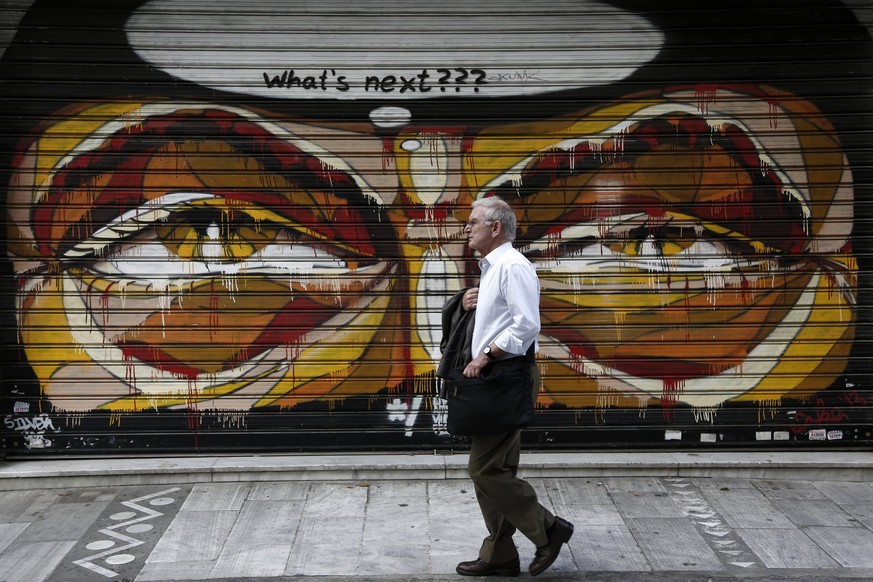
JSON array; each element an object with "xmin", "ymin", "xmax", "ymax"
[
  {"xmin": 456, "ymin": 557, "xmax": 521, "ymax": 577},
  {"xmin": 528, "ymin": 516, "xmax": 574, "ymax": 576}
]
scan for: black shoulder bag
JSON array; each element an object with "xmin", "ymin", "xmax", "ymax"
[{"xmin": 444, "ymin": 347, "xmax": 536, "ymax": 437}]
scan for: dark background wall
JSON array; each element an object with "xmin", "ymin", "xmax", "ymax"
[{"xmin": 1, "ymin": 0, "xmax": 871, "ymax": 455}]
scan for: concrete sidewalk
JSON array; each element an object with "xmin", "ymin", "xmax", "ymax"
[{"xmin": 1, "ymin": 452, "xmax": 872, "ymax": 581}]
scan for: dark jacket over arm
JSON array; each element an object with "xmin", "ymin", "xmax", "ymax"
[{"xmin": 436, "ymin": 288, "xmax": 476, "ymax": 382}]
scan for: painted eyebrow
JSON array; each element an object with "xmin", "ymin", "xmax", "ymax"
[
  {"xmin": 481, "ymin": 114, "xmax": 810, "ymax": 255},
  {"xmin": 33, "ymin": 109, "xmax": 393, "ymax": 258}
]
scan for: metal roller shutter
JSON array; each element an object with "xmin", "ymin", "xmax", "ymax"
[{"xmin": 1, "ymin": 0, "xmax": 871, "ymax": 455}]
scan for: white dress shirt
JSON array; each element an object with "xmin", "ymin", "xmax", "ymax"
[{"xmin": 471, "ymin": 242, "xmax": 540, "ymax": 358}]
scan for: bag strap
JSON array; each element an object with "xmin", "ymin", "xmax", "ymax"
[{"xmin": 524, "ymin": 343, "xmax": 536, "ymax": 364}]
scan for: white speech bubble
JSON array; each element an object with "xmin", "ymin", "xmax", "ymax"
[{"xmin": 126, "ymin": 0, "xmax": 664, "ymax": 100}]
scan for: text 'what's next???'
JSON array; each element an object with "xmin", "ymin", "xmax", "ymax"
[{"xmin": 263, "ymin": 68, "xmax": 489, "ymax": 94}]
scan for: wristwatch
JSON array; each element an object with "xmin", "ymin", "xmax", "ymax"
[{"xmin": 483, "ymin": 346, "xmax": 495, "ymax": 360}]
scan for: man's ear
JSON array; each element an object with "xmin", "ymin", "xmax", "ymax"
[{"xmin": 491, "ymin": 220, "xmax": 502, "ymax": 238}]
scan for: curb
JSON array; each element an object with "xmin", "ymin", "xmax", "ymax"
[{"xmin": 1, "ymin": 451, "xmax": 872, "ymax": 490}]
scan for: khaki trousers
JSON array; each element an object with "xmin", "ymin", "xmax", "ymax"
[{"xmin": 467, "ymin": 366, "xmax": 553, "ymax": 563}]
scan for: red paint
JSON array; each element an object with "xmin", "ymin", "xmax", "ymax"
[
  {"xmin": 486, "ymin": 112, "xmax": 809, "ymax": 256},
  {"xmin": 789, "ymin": 398, "xmax": 850, "ymax": 434},
  {"xmin": 34, "ymin": 109, "xmax": 383, "ymax": 258},
  {"xmin": 114, "ymin": 295, "xmax": 345, "ymax": 379}
]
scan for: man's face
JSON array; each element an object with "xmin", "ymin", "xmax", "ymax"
[{"xmin": 464, "ymin": 206, "xmax": 497, "ymax": 256}]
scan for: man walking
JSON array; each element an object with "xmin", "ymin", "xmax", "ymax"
[{"xmin": 455, "ymin": 196, "xmax": 574, "ymax": 577}]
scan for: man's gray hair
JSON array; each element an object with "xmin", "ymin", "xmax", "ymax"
[{"xmin": 472, "ymin": 197, "xmax": 517, "ymax": 241}]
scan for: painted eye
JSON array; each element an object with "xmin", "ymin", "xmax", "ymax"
[
  {"xmin": 479, "ymin": 107, "xmax": 811, "ymax": 259},
  {"xmin": 524, "ymin": 213, "xmax": 778, "ymax": 275},
  {"xmin": 64, "ymin": 193, "xmax": 361, "ymax": 288},
  {"xmin": 34, "ymin": 107, "xmax": 389, "ymax": 264},
  {"xmin": 154, "ymin": 206, "xmax": 282, "ymax": 262},
  {"xmin": 31, "ymin": 107, "xmax": 396, "ymax": 293},
  {"xmin": 30, "ymin": 107, "xmax": 400, "ymax": 385}
]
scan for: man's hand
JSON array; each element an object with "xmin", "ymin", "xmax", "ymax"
[
  {"xmin": 462, "ymin": 288, "xmax": 479, "ymax": 311},
  {"xmin": 463, "ymin": 353, "xmax": 490, "ymax": 378}
]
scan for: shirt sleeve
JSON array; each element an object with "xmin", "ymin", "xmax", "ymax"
[{"xmin": 492, "ymin": 262, "xmax": 541, "ymax": 355}]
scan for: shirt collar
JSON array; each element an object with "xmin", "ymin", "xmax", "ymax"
[{"xmin": 479, "ymin": 241, "xmax": 514, "ymax": 270}]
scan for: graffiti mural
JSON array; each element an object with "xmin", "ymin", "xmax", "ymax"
[{"xmin": 1, "ymin": 0, "xmax": 870, "ymax": 452}]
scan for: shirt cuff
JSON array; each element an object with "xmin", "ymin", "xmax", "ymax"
[{"xmin": 493, "ymin": 333, "xmax": 524, "ymax": 356}]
